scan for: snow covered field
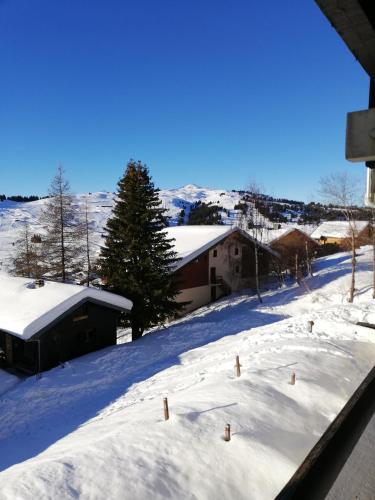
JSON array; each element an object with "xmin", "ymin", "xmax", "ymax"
[{"xmin": 0, "ymin": 246, "xmax": 375, "ymax": 499}]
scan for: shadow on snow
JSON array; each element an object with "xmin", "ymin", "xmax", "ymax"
[
  {"xmin": 0, "ymin": 300, "xmax": 284, "ymax": 472},
  {"xmin": 0, "ymin": 248, "xmax": 370, "ymax": 472}
]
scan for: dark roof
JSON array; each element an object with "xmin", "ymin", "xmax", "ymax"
[{"xmin": 316, "ymin": 0, "xmax": 375, "ymax": 79}]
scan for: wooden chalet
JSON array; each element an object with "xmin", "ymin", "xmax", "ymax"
[
  {"xmin": 311, "ymin": 221, "xmax": 371, "ymax": 251},
  {"xmin": 167, "ymin": 225, "xmax": 278, "ymax": 313},
  {"xmin": 265, "ymin": 227, "xmax": 318, "ymax": 274},
  {"xmin": 0, "ymin": 277, "xmax": 132, "ymax": 374}
]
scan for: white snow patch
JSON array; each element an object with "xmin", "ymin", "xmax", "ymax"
[{"xmin": 0, "ymin": 247, "xmax": 375, "ymax": 498}]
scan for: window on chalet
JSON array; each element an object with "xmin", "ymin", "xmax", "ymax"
[
  {"xmin": 213, "ymin": 249, "xmax": 217, "ymax": 257},
  {"xmin": 234, "ymin": 247, "xmax": 239, "ymax": 256}
]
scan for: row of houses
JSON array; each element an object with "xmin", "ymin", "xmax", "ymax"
[{"xmin": 0, "ymin": 221, "xmax": 371, "ymax": 374}]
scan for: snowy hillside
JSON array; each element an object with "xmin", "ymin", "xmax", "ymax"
[
  {"xmin": 0, "ymin": 185, "xmax": 242, "ymax": 272},
  {"xmin": 1, "ymin": 246, "xmax": 375, "ymax": 499}
]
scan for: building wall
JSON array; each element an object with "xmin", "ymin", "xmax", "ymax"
[{"xmin": 176, "ymin": 285, "xmax": 212, "ymax": 313}]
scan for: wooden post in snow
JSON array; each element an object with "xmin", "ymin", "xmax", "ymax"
[
  {"xmin": 289, "ymin": 372, "xmax": 296, "ymax": 385},
  {"xmin": 235, "ymin": 355, "xmax": 241, "ymax": 377},
  {"xmin": 224, "ymin": 423, "xmax": 231, "ymax": 441},
  {"xmin": 307, "ymin": 320, "xmax": 314, "ymax": 333},
  {"xmin": 163, "ymin": 397, "xmax": 169, "ymax": 421}
]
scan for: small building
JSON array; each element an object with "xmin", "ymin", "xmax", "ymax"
[
  {"xmin": 0, "ymin": 277, "xmax": 132, "ymax": 374},
  {"xmin": 264, "ymin": 227, "xmax": 318, "ymax": 274},
  {"xmin": 310, "ymin": 221, "xmax": 371, "ymax": 250},
  {"xmin": 167, "ymin": 225, "xmax": 278, "ymax": 313}
]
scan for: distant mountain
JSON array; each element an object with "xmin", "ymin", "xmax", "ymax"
[{"xmin": 0, "ymin": 185, "xmax": 243, "ymax": 272}]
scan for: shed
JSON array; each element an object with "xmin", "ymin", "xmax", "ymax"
[
  {"xmin": 0, "ymin": 277, "xmax": 132, "ymax": 374},
  {"xmin": 166, "ymin": 225, "xmax": 278, "ymax": 313}
]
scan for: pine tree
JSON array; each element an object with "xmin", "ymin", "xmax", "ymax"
[
  {"xmin": 99, "ymin": 160, "xmax": 182, "ymax": 340},
  {"xmin": 40, "ymin": 165, "xmax": 83, "ymax": 282}
]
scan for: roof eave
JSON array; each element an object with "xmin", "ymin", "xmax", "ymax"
[{"xmin": 315, "ymin": 0, "xmax": 375, "ymax": 79}]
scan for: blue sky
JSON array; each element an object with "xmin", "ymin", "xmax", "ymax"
[{"xmin": 0, "ymin": 0, "xmax": 370, "ymax": 201}]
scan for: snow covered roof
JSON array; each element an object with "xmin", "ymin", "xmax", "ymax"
[
  {"xmin": 263, "ymin": 227, "xmax": 316, "ymax": 245},
  {"xmin": 165, "ymin": 225, "xmax": 277, "ymax": 270},
  {"xmin": 311, "ymin": 221, "xmax": 369, "ymax": 240},
  {"xmin": 0, "ymin": 276, "xmax": 132, "ymax": 340}
]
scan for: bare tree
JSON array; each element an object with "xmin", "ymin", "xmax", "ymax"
[
  {"xmin": 40, "ymin": 165, "xmax": 83, "ymax": 282},
  {"xmin": 319, "ymin": 172, "xmax": 361, "ymax": 303},
  {"xmin": 240, "ymin": 181, "xmax": 268, "ymax": 303},
  {"xmin": 12, "ymin": 221, "xmax": 44, "ymax": 278},
  {"xmin": 82, "ymin": 195, "xmax": 96, "ymax": 286}
]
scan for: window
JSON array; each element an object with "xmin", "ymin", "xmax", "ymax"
[
  {"xmin": 235, "ymin": 247, "xmax": 239, "ymax": 256},
  {"xmin": 213, "ymin": 249, "xmax": 217, "ymax": 257}
]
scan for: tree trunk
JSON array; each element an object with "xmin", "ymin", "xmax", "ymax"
[
  {"xmin": 131, "ymin": 321, "xmax": 144, "ymax": 341},
  {"xmin": 85, "ymin": 199, "xmax": 91, "ymax": 287},
  {"xmin": 349, "ymin": 230, "xmax": 356, "ymax": 303},
  {"xmin": 305, "ymin": 241, "xmax": 312, "ymax": 276},
  {"xmin": 59, "ymin": 191, "xmax": 66, "ymax": 282},
  {"xmin": 254, "ymin": 244, "xmax": 262, "ymax": 303},
  {"xmin": 295, "ymin": 253, "xmax": 299, "ymax": 284}
]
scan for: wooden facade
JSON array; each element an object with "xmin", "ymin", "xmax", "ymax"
[
  {"xmin": 270, "ymin": 229, "xmax": 318, "ymax": 274},
  {"xmin": 313, "ymin": 223, "xmax": 372, "ymax": 251},
  {"xmin": 0, "ymin": 300, "xmax": 121, "ymax": 374}
]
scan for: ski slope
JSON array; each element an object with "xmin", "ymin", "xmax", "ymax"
[{"xmin": 0, "ymin": 246, "xmax": 375, "ymax": 499}]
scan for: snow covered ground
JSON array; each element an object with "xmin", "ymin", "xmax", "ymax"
[
  {"xmin": 0, "ymin": 246, "xmax": 375, "ymax": 499},
  {"xmin": 0, "ymin": 185, "xmax": 243, "ymax": 272}
]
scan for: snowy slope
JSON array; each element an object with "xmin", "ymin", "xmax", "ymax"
[
  {"xmin": 0, "ymin": 246, "xmax": 375, "ymax": 499},
  {"xmin": 0, "ymin": 186, "xmax": 242, "ymax": 272}
]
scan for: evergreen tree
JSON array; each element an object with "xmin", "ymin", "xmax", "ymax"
[{"xmin": 100, "ymin": 160, "xmax": 182, "ymax": 340}]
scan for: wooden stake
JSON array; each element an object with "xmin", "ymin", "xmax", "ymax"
[
  {"xmin": 307, "ymin": 320, "xmax": 314, "ymax": 333},
  {"xmin": 235, "ymin": 355, "xmax": 241, "ymax": 377},
  {"xmin": 224, "ymin": 423, "xmax": 231, "ymax": 441},
  {"xmin": 163, "ymin": 397, "xmax": 169, "ymax": 421},
  {"xmin": 289, "ymin": 372, "xmax": 296, "ymax": 385}
]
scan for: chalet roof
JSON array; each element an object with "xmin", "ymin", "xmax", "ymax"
[
  {"xmin": 310, "ymin": 220, "xmax": 369, "ymax": 240},
  {"xmin": 263, "ymin": 227, "xmax": 316, "ymax": 246},
  {"xmin": 0, "ymin": 276, "xmax": 132, "ymax": 340},
  {"xmin": 165, "ymin": 225, "xmax": 278, "ymax": 271}
]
